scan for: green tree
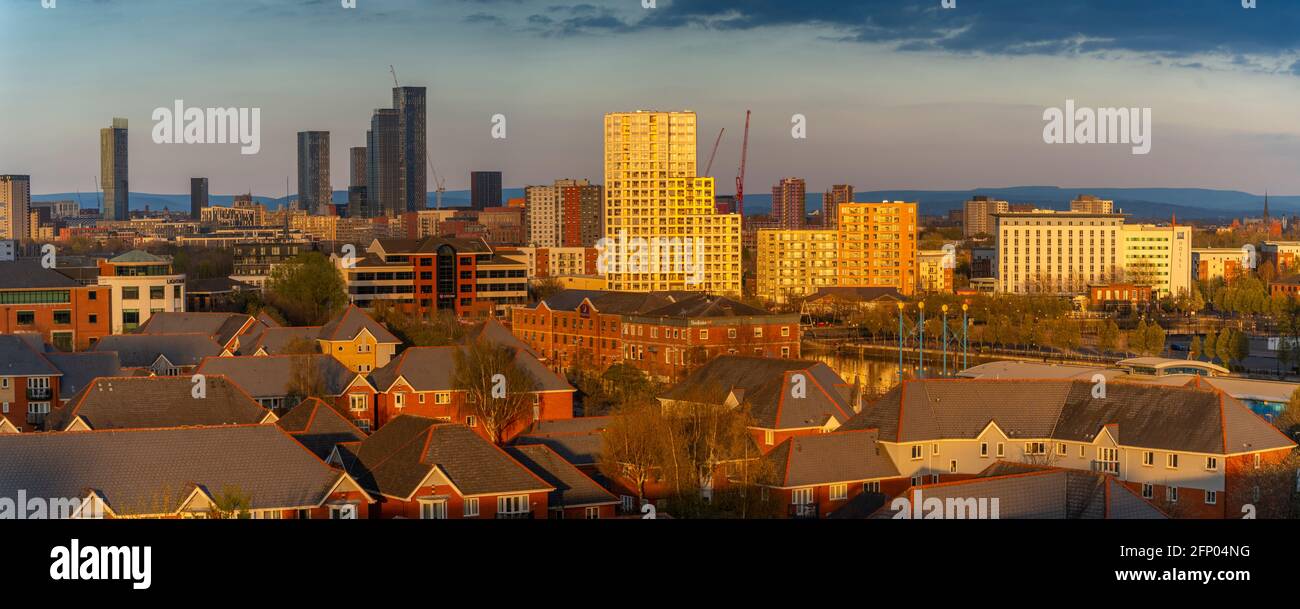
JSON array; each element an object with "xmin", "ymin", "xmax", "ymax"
[
  {"xmin": 265, "ymin": 252, "xmax": 349, "ymax": 326},
  {"xmin": 1188, "ymin": 335, "xmax": 1202, "ymax": 360},
  {"xmin": 1096, "ymin": 319, "xmax": 1120, "ymax": 353},
  {"xmin": 1276, "ymin": 387, "xmax": 1300, "ymax": 439}
]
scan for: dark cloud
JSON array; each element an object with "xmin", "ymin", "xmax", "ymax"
[{"xmin": 522, "ymin": 0, "xmax": 1300, "ymax": 62}]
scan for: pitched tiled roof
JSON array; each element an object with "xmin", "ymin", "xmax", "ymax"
[
  {"xmin": 135, "ymin": 312, "xmax": 255, "ymax": 349},
  {"xmin": 341, "ymin": 415, "xmax": 552, "ymax": 499},
  {"xmin": 370, "ymin": 345, "xmax": 572, "ymax": 394},
  {"xmin": 0, "ymin": 335, "xmax": 61, "ymax": 377},
  {"xmin": 534, "ymin": 289, "xmax": 687, "ymax": 315},
  {"xmin": 866, "ymin": 463, "xmax": 1166, "ymax": 519},
  {"xmin": 92, "ymin": 333, "xmax": 225, "ymax": 368},
  {"xmin": 842, "ymin": 379, "xmax": 1295, "ymax": 455},
  {"xmin": 0, "ymin": 425, "xmax": 350, "ymax": 516},
  {"xmin": 506, "ymin": 444, "xmax": 618, "ymax": 509},
  {"xmin": 243, "ymin": 326, "xmax": 322, "ymax": 355},
  {"xmin": 195, "ymin": 355, "xmax": 365, "ymax": 398},
  {"xmin": 766, "ymin": 429, "xmax": 900, "ymax": 488},
  {"xmin": 637, "ymin": 294, "xmax": 770, "ymax": 318},
  {"xmin": 463, "ymin": 318, "xmax": 533, "ymax": 355},
  {"xmin": 661, "ymin": 355, "xmax": 853, "ymax": 430},
  {"xmin": 0, "ymin": 260, "xmax": 83, "ymax": 289},
  {"xmin": 277, "ymin": 398, "xmax": 368, "ymax": 459},
  {"xmin": 45, "ymin": 375, "xmax": 273, "ymax": 431},
  {"xmin": 514, "ymin": 417, "xmax": 610, "ymax": 467},
  {"xmin": 319, "ymin": 305, "xmax": 400, "ymax": 344},
  {"xmin": 42, "ymin": 352, "xmax": 121, "ymax": 398}
]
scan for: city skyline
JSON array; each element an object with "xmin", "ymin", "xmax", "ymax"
[{"xmin": 3, "ymin": 0, "xmax": 1300, "ymax": 199}]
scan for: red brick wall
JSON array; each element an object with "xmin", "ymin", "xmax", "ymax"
[
  {"xmin": 0, "ymin": 286, "xmax": 110, "ymax": 351},
  {"xmin": 559, "ymin": 504, "xmax": 616, "ymax": 519},
  {"xmin": 376, "ymin": 486, "xmax": 549, "ymax": 519}
]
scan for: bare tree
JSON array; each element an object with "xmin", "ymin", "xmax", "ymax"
[{"xmin": 452, "ymin": 338, "xmax": 538, "ymax": 444}]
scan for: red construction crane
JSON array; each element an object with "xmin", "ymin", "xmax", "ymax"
[{"xmin": 735, "ymin": 110, "xmax": 751, "ymax": 216}]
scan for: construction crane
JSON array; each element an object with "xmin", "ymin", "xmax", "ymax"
[
  {"xmin": 389, "ymin": 65, "xmax": 399, "ymax": 87},
  {"xmin": 704, "ymin": 128, "xmax": 725, "ymax": 176},
  {"xmin": 735, "ymin": 110, "xmax": 751, "ymax": 216},
  {"xmin": 428, "ymin": 157, "xmax": 446, "ymax": 210},
  {"xmin": 93, "ymin": 175, "xmax": 103, "ymax": 215}
]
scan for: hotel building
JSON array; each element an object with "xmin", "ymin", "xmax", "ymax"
[{"xmin": 996, "ymin": 211, "xmax": 1124, "ymax": 295}]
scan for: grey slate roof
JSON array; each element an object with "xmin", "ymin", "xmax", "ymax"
[
  {"xmin": 243, "ymin": 326, "xmax": 322, "ymax": 355},
  {"xmin": 44, "ymin": 375, "xmax": 272, "ymax": 431},
  {"xmin": 341, "ymin": 415, "xmax": 552, "ymax": 499},
  {"xmin": 535, "ymin": 289, "xmax": 688, "ymax": 315},
  {"xmin": 277, "ymin": 397, "xmax": 368, "ymax": 459},
  {"xmin": 638, "ymin": 294, "xmax": 770, "ymax": 318},
  {"xmin": 135, "ymin": 312, "xmax": 255, "ymax": 349},
  {"xmin": 196, "ymin": 355, "xmax": 364, "ymax": 398},
  {"xmin": 842, "ymin": 379, "xmax": 1295, "ymax": 455},
  {"xmin": 0, "ymin": 425, "xmax": 348, "ymax": 516},
  {"xmin": 766, "ymin": 429, "xmax": 900, "ymax": 487},
  {"xmin": 463, "ymin": 318, "xmax": 534, "ymax": 355},
  {"xmin": 506, "ymin": 444, "xmax": 618, "ymax": 508},
  {"xmin": 370, "ymin": 345, "xmax": 572, "ymax": 394},
  {"xmin": 92, "ymin": 333, "xmax": 225, "ymax": 368},
  {"xmin": 514, "ymin": 418, "xmax": 609, "ymax": 467},
  {"xmin": 43, "ymin": 352, "xmax": 122, "ymax": 398},
  {"xmin": 867, "ymin": 463, "xmax": 1166, "ymax": 519},
  {"xmin": 661, "ymin": 355, "xmax": 853, "ymax": 430},
  {"xmin": 0, "ymin": 260, "xmax": 83, "ymax": 289},
  {"xmin": 0, "ymin": 335, "xmax": 60, "ymax": 377},
  {"xmin": 319, "ymin": 305, "xmax": 400, "ymax": 344}
]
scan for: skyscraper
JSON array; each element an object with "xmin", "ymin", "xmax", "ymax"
[
  {"xmin": 524, "ymin": 178, "xmax": 603, "ymax": 248},
  {"xmin": 348, "ymin": 145, "xmax": 369, "ymax": 216},
  {"xmin": 393, "ymin": 87, "xmax": 427, "ymax": 213},
  {"xmin": 0, "ymin": 175, "xmax": 31, "ymax": 242},
  {"xmin": 100, "ymin": 118, "xmax": 129, "ymax": 221},
  {"xmin": 771, "ymin": 177, "xmax": 806, "ymax": 229},
  {"xmin": 367, "ymin": 109, "xmax": 402, "ymax": 217},
  {"xmin": 603, "ymin": 110, "xmax": 741, "ymax": 295},
  {"xmin": 297, "ymin": 131, "xmax": 331, "ymax": 214},
  {"xmin": 471, "ymin": 171, "xmax": 502, "ymax": 209},
  {"xmin": 822, "ymin": 184, "xmax": 853, "ymax": 229},
  {"xmin": 190, "ymin": 177, "xmax": 208, "ymax": 221}
]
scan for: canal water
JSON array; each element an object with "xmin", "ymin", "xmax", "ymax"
[{"xmin": 804, "ymin": 348, "xmax": 1000, "ymax": 396}]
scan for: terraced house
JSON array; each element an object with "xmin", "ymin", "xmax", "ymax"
[{"xmin": 840, "ymin": 379, "xmax": 1296, "ymax": 519}]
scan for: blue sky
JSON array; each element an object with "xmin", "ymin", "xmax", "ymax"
[{"xmin": 2, "ymin": 0, "xmax": 1300, "ymax": 197}]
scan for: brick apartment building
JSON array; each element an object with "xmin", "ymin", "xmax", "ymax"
[
  {"xmin": 0, "ymin": 260, "xmax": 110, "ymax": 351},
  {"xmin": 339, "ymin": 237, "xmax": 527, "ymax": 319}
]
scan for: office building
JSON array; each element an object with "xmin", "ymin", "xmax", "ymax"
[
  {"xmin": 393, "ymin": 87, "xmax": 427, "ymax": 213},
  {"xmin": 95, "ymin": 250, "xmax": 186, "ymax": 333},
  {"xmin": 1120, "ymin": 224, "xmax": 1192, "ymax": 298},
  {"xmin": 190, "ymin": 177, "xmax": 208, "ymax": 221},
  {"xmin": 602, "ymin": 111, "xmax": 741, "ymax": 295},
  {"xmin": 297, "ymin": 131, "xmax": 331, "ymax": 214},
  {"xmin": 471, "ymin": 171, "xmax": 502, "ymax": 210},
  {"xmin": 100, "ymin": 118, "xmax": 129, "ymax": 221}
]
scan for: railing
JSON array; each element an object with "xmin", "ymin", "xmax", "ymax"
[
  {"xmin": 26, "ymin": 412, "xmax": 46, "ymax": 427},
  {"xmin": 27, "ymin": 388, "xmax": 52, "ymax": 400},
  {"xmin": 789, "ymin": 504, "xmax": 819, "ymax": 519},
  {"xmin": 1093, "ymin": 460, "xmax": 1120, "ymax": 475}
]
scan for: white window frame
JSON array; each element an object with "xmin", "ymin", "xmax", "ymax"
[
  {"xmin": 585, "ymin": 506, "xmax": 600, "ymax": 519},
  {"xmin": 349, "ymin": 394, "xmax": 367, "ymax": 412},
  {"xmin": 791, "ymin": 487, "xmax": 814, "ymax": 506},
  {"xmin": 910, "ymin": 445, "xmax": 923, "ymax": 460},
  {"xmin": 435, "ymin": 392, "xmax": 450, "ymax": 405},
  {"xmin": 464, "ymin": 497, "xmax": 480, "ymax": 517},
  {"xmin": 996, "ymin": 443, "xmax": 1005, "ymax": 458},
  {"xmin": 1205, "ymin": 490, "xmax": 1217, "ymax": 505},
  {"xmin": 1205, "ymin": 456, "xmax": 1218, "ymax": 471},
  {"xmin": 497, "ymin": 495, "xmax": 530, "ymax": 516},
  {"xmin": 979, "ymin": 442, "xmax": 988, "ymax": 457},
  {"xmin": 419, "ymin": 499, "xmax": 448, "ymax": 520},
  {"xmin": 829, "ymin": 484, "xmax": 847, "ymax": 501}
]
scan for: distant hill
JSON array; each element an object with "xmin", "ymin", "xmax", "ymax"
[{"xmin": 34, "ymin": 186, "xmax": 1295, "ymax": 223}]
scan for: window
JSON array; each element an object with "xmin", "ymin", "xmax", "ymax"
[
  {"xmin": 1079, "ymin": 445, "xmax": 1086, "ymax": 458},
  {"xmin": 497, "ymin": 495, "xmax": 530, "ymax": 518},
  {"xmin": 1056, "ymin": 442, "xmax": 1067, "ymax": 456},
  {"xmin": 122, "ymin": 287, "xmax": 139, "ymax": 300},
  {"xmin": 435, "ymin": 392, "xmax": 450, "ymax": 405},
  {"xmin": 1205, "ymin": 457, "xmax": 1218, "ymax": 471},
  {"xmin": 910, "ymin": 475, "xmax": 923, "ymax": 486},
  {"xmin": 1205, "ymin": 490, "xmax": 1217, "ymax": 505},
  {"xmin": 764, "ymin": 429, "xmax": 774, "ymax": 446},
  {"xmin": 1166, "ymin": 487, "xmax": 1179, "ymax": 503},
  {"xmin": 329, "ymin": 503, "xmax": 357, "ymax": 519},
  {"xmin": 620, "ymin": 495, "xmax": 635, "ymax": 513},
  {"xmin": 585, "ymin": 506, "xmax": 600, "ymax": 519},
  {"xmin": 979, "ymin": 442, "xmax": 988, "ymax": 457},
  {"xmin": 16, "ymin": 311, "xmax": 34, "ymax": 325},
  {"xmin": 753, "ymin": 327, "xmax": 762, "ymax": 338},
  {"xmin": 1167, "ymin": 454, "xmax": 1179, "ymax": 469},
  {"xmin": 1141, "ymin": 484, "xmax": 1153, "ymax": 499},
  {"xmin": 791, "ymin": 488, "xmax": 814, "ymax": 506},
  {"xmin": 829, "ymin": 484, "xmax": 847, "ymax": 501},
  {"xmin": 419, "ymin": 499, "xmax": 447, "ymax": 519},
  {"xmin": 349, "ymin": 394, "xmax": 367, "ymax": 412},
  {"xmin": 1097, "ymin": 447, "xmax": 1119, "ymax": 474},
  {"xmin": 1142, "ymin": 451, "xmax": 1154, "ymax": 466},
  {"xmin": 949, "ymin": 460, "xmax": 957, "ymax": 473},
  {"xmin": 931, "ymin": 443, "xmax": 939, "ymax": 456},
  {"xmin": 464, "ymin": 497, "xmax": 480, "ymax": 517},
  {"xmin": 53, "ymin": 310, "xmax": 71, "ymax": 325},
  {"xmin": 27, "ymin": 402, "xmax": 50, "ymax": 426},
  {"xmin": 781, "ymin": 326, "xmax": 790, "ymax": 337},
  {"xmin": 728, "ymin": 328, "xmax": 737, "ymax": 339},
  {"xmin": 1024, "ymin": 442, "xmax": 1046, "ymax": 455},
  {"xmin": 996, "ymin": 443, "xmax": 1005, "ymax": 458},
  {"xmin": 394, "ymin": 393, "xmax": 405, "ymax": 408},
  {"xmin": 352, "ymin": 419, "xmax": 370, "ymax": 432},
  {"xmin": 1254, "ymin": 453, "xmax": 1262, "ymax": 469},
  {"xmin": 910, "ymin": 445, "xmax": 922, "ymax": 460},
  {"xmin": 150, "ymin": 286, "xmax": 164, "ymax": 299},
  {"xmin": 863, "ymin": 481, "xmax": 880, "ymax": 493},
  {"xmin": 699, "ymin": 329, "xmax": 708, "ymax": 340},
  {"xmin": 466, "ymin": 416, "xmax": 476, "ymax": 427}
]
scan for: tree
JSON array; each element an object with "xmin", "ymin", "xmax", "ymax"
[
  {"xmin": 209, "ymin": 485, "xmax": 254, "ymax": 519},
  {"xmin": 286, "ymin": 354, "xmax": 326, "ymax": 409},
  {"xmin": 598, "ymin": 402, "xmax": 670, "ymax": 506},
  {"xmin": 265, "ymin": 252, "xmax": 349, "ymax": 326},
  {"xmin": 529, "ymin": 277, "xmax": 565, "ymax": 304},
  {"xmin": 1204, "ymin": 329, "xmax": 1220, "ymax": 363},
  {"xmin": 1275, "ymin": 387, "xmax": 1300, "ymax": 439},
  {"xmin": 1096, "ymin": 319, "xmax": 1120, "ymax": 353},
  {"xmin": 452, "ymin": 339, "xmax": 538, "ymax": 444},
  {"xmin": 1188, "ymin": 335, "xmax": 1202, "ymax": 360}
]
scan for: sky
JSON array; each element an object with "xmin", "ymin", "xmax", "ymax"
[{"xmin": 2, "ymin": 0, "xmax": 1300, "ymax": 198}]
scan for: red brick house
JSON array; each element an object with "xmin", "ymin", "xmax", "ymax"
[
  {"xmin": 369, "ymin": 344, "xmax": 574, "ymax": 441},
  {"xmin": 196, "ymin": 354, "xmax": 378, "ymax": 432},
  {"xmin": 331, "ymin": 415, "xmax": 553, "ymax": 519},
  {"xmin": 759, "ymin": 429, "xmax": 904, "ymax": 519},
  {"xmin": 506, "ymin": 444, "xmax": 619, "ymax": 519}
]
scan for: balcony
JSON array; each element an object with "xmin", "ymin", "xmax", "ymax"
[
  {"xmin": 789, "ymin": 504, "xmax": 819, "ymax": 519},
  {"xmin": 26, "ymin": 412, "xmax": 46, "ymax": 427},
  {"xmin": 27, "ymin": 388, "xmax": 52, "ymax": 400}
]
